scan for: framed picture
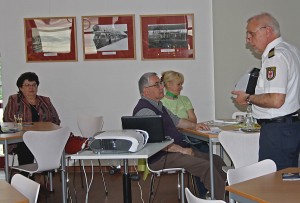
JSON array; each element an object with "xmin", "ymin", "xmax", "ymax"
[
  {"xmin": 82, "ymin": 15, "xmax": 135, "ymax": 60},
  {"xmin": 24, "ymin": 17, "xmax": 77, "ymax": 62},
  {"xmin": 140, "ymin": 14, "xmax": 194, "ymax": 60}
]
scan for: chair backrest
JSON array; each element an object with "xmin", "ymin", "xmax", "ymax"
[
  {"xmin": 227, "ymin": 159, "xmax": 277, "ymax": 185},
  {"xmin": 231, "ymin": 111, "xmax": 247, "ymax": 119},
  {"xmin": 11, "ymin": 174, "xmax": 40, "ymax": 203},
  {"xmin": 77, "ymin": 115, "xmax": 104, "ymax": 138},
  {"xmin": 185, "ymin": 188, "xmax": 226, "ymax": 203},
  {"xmin": 23, "ymin": 127, "xmax": 70, "ymax": 172},
  {"xmin": 218, "ymin": 131, "xmax": 260, "ymax": 168}
]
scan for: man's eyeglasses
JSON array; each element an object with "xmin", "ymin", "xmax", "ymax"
[
  {"xmin": 145, "ymin": 81, "xmax": 164, "ymax": 88},
  {"xmin": 23, "ymin": 83, "xmax": 37, "ymax": 88},
  {"xmin": 246, "ymin": 26, "xmax": 267, "ymax": 39}
]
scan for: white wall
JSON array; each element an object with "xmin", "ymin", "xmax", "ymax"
[
  {"xmin": 213, "ymin": 0, "xmax": 300, "ymax": 118},
  {"xmin": 0, "ymin": 0, "xmax": 215, "ymax": 134}
]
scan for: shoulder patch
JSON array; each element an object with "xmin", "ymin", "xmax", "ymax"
[
  {"xmin": 268, "ymin": 48, "xmax": 275, "ymax": 58},
  {"xmin": 266, "ymin": 67, "xmax": 276, "ymax": 81}
]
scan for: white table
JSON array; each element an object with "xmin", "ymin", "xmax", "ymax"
[{"xmin": 70, "ymin": 139, "xmax": 173, "ymax": 203}]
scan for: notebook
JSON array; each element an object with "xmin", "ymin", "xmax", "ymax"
[{"xmin": 121, "ymin": 115, "xmax": 166, "ymax": 143}]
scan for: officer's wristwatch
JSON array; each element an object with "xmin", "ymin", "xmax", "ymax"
[{"xmin": 246, "ymin": 95, "xmax": 252, "ymax": 104}]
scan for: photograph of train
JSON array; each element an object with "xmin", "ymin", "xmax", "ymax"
[
  {"xmin": 147, "ymin": 23, "xmax": 189, "ymax": 49},
  {"xmin": 83, "ymin": 17, "xmax": 129, "ymax": 55},
  {"xmin": 92, "ymin": 24, "xmax": 128, "ymax": 50}
]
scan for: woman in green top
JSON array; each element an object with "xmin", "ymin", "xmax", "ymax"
[
  {"xmin": 161, "ymin": 70, "xmax": 207, "ymax": 149},
  {"xmin": 161, "ymin": 70, "xmax": 209, "ymax": 198},
  {"xmin": 161, "ymin": 70, "xmax": 197, "ymax": 123}
]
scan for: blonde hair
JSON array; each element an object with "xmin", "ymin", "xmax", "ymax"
[{"xmin": 161, "ymin": 70, "xmax": 184, "ymax": 86}]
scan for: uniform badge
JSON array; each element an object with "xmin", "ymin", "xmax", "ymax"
[
  {"xmin": 266, "ymin": 67, "xmax": 276, "ymax": 81},
  {"xmin": 268, "ymin": 48, "xmax": 275, "ymax": 58}
]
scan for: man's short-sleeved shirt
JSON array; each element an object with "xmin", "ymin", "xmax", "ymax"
[{"xmin": 253, "ymin": 37, "xmax": 300, "ymax": 119}]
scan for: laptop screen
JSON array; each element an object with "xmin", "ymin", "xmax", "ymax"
[{"xmin": 121, "ymin": 115, "xmax": 166, "ymax": 143}]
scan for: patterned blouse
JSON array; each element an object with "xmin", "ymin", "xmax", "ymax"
[{"xmin": 3, "ymin": 93, "xmax": 60, "ymax": 125}]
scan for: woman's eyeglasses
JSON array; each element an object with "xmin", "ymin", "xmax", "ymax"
[{"xmin": 22, "ymin": 83, "xmax": 37, "ymax": 88}]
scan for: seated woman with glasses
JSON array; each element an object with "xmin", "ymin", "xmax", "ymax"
[{"xmin": 3, "ymin": 72, "xmax": 61, "ymax": 169}]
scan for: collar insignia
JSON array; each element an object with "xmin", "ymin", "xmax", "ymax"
[
  {"xmin": 268, "ymin": 48, "xmax": 275, "ymax": 58},
  {"xmin": 266, "ymin": 67, "xmax": 276, "ymax": 81}
]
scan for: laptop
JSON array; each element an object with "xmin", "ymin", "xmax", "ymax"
[{"xmin": 121, "ymin": 115, "xmax": 166, "ymax": 143}]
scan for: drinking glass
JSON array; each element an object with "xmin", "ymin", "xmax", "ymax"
[
  {"xmin": 14, "ymin": 114, "xmax": 23, "ymax": 130},
  {"xmin": 235, "ymin": 115, "xmax": 245, "ymax": 124}
]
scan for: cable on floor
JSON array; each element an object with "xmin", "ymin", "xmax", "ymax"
[
  {"xmin": 133, "ymin": 160, "xmax": 145, "ymax": 203},
  {"xmin": 82, "ymin": 160, "xmax": 94, "ymax": 203}
]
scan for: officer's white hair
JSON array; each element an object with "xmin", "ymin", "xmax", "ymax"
[{"xmin": 247, "ymin": 12, "xmax": 281, "ymax": 37}]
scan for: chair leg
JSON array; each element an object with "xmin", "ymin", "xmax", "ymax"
[
  {"xmin": 97, "ymin": 160, "xmax": 108, "ymax": 195},
  {"xmin": 43, "ymin": 174, "xmax": 49, "ymax": 194},
  {"xmin": 190, "ymin": 174, "xmax": 197, "ymax": 197},
  {"xmin": 179, "ymin": 171, "xmax": 185, "ymax": 203},
  {"xmin": 177, "ymin": 173, "xmax": 181, "ymax": 200},
  {"xmin": 48, "ymin": 171, "xmax": 54, "ymax": 192},
  {"xmin": 9, "ymin": 153, "xmax": 16, "ymax": 183},
  {"xmin": 148, "ymin": 174, "xmax": 156, "ymax": 203}
]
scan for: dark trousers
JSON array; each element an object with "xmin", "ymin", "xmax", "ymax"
[
  {"xmin": 16, "ymin": 142, "xmax": 34, "ymax": 165},
  {"xmin": 191, "ymin": 142, "xmax": 209, "ymax": 197},
  {"xmin": 259, "ymin": 118, "xmax": 300, "ymax": 170}
]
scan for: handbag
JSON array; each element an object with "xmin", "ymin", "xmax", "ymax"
[{"xmin": 65, "ymin": 132, "xmax": 88, "ymax": 154}]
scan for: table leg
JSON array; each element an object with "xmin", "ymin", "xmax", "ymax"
[
  {"xmin": 4, "ymin": 140, "xmax": 9, "ymax": 182},
  {"xmin": 123, "ymin": 159, "xmax": 132, "ymax": 203},
  {"xmin": 61, "ymin": 150, "xmax": 67, "ymax": 203},
  {"xmin": 180, "ymin": 171, "xmax": 185, "ymax": 203},
  {"xmin": 209, "ymin": 139, "xmax": 215, "ymax": 199}
]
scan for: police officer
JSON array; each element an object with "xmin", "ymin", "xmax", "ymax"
[{"xmin": 232, "ymin": 13, "xmax": 300, "ymax": 170}]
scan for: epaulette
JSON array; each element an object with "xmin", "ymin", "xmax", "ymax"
[{"xmin": 268, "ymin": 48, "xmax": 275, "ymax": 58}]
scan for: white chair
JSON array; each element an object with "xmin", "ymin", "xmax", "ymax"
[
  {"xmin": 147, "ymin": 160, "xmax": 191, "ymax": 203},
  {"xmin": 77, "ymin": 115, "xmax": 104, "ymax": 138},
  {"xmin": 185, "ymin": 188, "xmax": 226, "ymax": 203},
  {"xmin": 227, "ymin": 159, "xmax": 276, "ymax": 203},
  {"xmin": 76, "ymin": 115, "xmax": 108, "ymax": 195},
  {"xmin": 10, "ymin": 127, "xmax": 69, "ymax": 191},
  {"xmin": 11, "ymin": 174, "xmax": 40, "ymax": 203},
  {"xmin": 148, "ymin": 166, "xmax": 185, "ymax": 203},
  {"xmin": 227, "ymin": 159, "xmax": 276, "ymax": 186},
  {"xmin": 218, "ymin": 131, "xmax": 260, "ymax": 170}
]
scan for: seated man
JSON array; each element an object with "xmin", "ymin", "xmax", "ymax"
[{"xmin": 133, "ymin": 72, "xmax": 226, "ymax": 200}]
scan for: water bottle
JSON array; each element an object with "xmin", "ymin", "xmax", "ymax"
[{"xmin": 244, "ymin": 105, "xmax": 254, "ymax": 129}]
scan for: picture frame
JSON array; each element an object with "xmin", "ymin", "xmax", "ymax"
[
  {"xmin": 82, "ymin": 15, "xmax": 135, "ymax": 60},
  {"xmin": 24, "ymin": 17, "xmax": 77, "ymax": 62},
  {"xmin": 140, "ymin": 14, "xmax": 194, "ymax": 60}
]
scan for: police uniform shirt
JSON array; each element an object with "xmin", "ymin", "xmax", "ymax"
[{"xmin": 252, "ymin": 37, "xmax": 300, "ymax": 119}]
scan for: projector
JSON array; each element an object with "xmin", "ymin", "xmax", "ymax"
[{"xmin": 89, "ymin": 129, "xmax": 149, "ymax": 154}]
